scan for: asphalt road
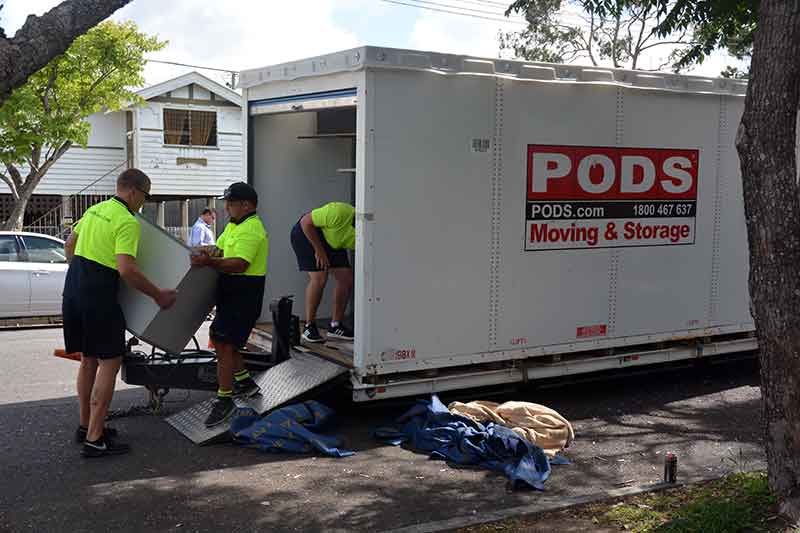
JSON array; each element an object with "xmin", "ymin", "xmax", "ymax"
[{"xmin": 0, "ymin": 325, "xmax": 764, "ymax": 532}]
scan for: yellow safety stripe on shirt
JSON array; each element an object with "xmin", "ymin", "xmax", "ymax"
[{"xmin": 73, "ymin": 197, "xmax": 139, "ymax": 271}]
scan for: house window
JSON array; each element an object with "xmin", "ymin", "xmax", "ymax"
[{"xmin": 163, "ymin": 109, "xmax": 218, "ymax": 147}]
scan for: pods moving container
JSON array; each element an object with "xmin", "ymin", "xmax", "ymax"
[{"xmin": 239, "ymin": 47, "xmax": 756, "ymax": 402}]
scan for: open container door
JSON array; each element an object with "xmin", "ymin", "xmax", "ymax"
[{"xmin": 244, "ymin": 70, "xmax": 365, "ymax": 370}]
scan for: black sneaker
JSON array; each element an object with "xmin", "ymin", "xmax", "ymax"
[
  {"xmin": 302, "ymin": 323, "xmax": 324, "ymax": 343},
  {"xmin": 81, "ymin": 437, "xmax": 131, "ymax": 458},
  {"xmin": 233, "ymin": 377, "xmax": 260, "ymax": 398},
  {"xmin": 328, "ymin": 323, "xmax": 354, "ymax": 341},
  {"xmin": 75, "ymin": 425, "xmax": 118, "ymax": 444},
  {"xmin": 204, "ymin": 397, "xmax": 236, "ymax": 428}
]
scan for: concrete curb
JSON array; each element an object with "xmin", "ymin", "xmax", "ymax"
[{"xmin": 383, "ymin": 481, "xmax": 686, "ymax": 533}]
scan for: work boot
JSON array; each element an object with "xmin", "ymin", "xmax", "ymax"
[
  {"xmin": 302, "ymin": 323, "xmax": 324, "ymax": 343},
  {"xmin": 81, "ymin": 436, "xmax": 131, "ymax": 458},
  {"xmin": 233, "ymin": 377, "xmax": 260, "ymax": 398},
  {"xmin": 328, "ymin": 323, "xmax": 354, "ymax": 341},
  {"xmin": 75, "ymin": 425, "xmax": 118, "ymax": 444},
  {"xmin": 204, "ymin": 397, "xmax": 236, "ymax": 428}
]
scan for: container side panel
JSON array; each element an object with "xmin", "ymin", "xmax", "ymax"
[
  {"xmin": 714, "ymin": 97, "xmax": 753, "ymax": 327},
  {"xmin": 498, "ymin": 82, "xmax": 618, "ymax": 349},
  {"xmin": 365, "ymin": 70, "xmax": 494, "ymax": 366},
  {"xmin": 354, "ymin": 72, "xmax": 373, "ymax": 369},
  {"xmin": 612, "ymin": 91, "xmax": 718, "ymax": 336}
]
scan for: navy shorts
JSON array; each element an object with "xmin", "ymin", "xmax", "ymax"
[
  {"xmin": 290, "ymin": 221, "xmax": 350, "ymax": 272},
  {"xmin": 210, "ymin": 274, "xmax": 265, "ymax": 349},
  {"xmin": 62, "ymin": 256, "xmax": 127, "ymax": 359}
]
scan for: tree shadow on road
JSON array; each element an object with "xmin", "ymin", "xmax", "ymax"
[{"xmin": 0, "ymin": 358, "xmax": 763, "ymax": 532}]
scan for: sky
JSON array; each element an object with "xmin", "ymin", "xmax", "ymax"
[{"xmin": 3, "ymin": 0, "xmax": 746, "ymax": 89}]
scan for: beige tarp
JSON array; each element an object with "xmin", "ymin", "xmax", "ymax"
[{"xmin": 448, "ymin": 400, "xmax": 574, "ymax": 457}]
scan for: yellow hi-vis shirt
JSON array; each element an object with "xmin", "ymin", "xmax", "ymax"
[
  {"xmin": 216, "ymin": 212, "xmax": 269, "ymax": 276},
  {"xmin": 73, "ymin": 197, "xmax": 139, "ymax": 270},
  {"xmin": 310, "ymin": 202, "xmax": 355, "ymax": 250}
]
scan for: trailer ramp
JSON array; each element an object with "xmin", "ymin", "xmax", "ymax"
[{"xmin": 166, "ymin": 352, "xmax": 348, "ymax": 445}]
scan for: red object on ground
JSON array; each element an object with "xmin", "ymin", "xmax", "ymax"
[{"xmin": 54, "ymin": 349, "xmax": 82, "ymax": 362}]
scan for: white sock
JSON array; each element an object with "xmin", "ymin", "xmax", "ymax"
[{"xmin": 331, "ymin": 321, "xmax": 340, "ymax": 328}]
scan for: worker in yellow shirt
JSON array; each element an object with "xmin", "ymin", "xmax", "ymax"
[
  {"xmin": 191, "ymin": 182, "xmax": 269, "ymax": 428},
  {"xmin": 290, "ymin": 201, "xmax": 355, "ymax": 343},
  {"xmin": 63, "ymin": 168, "xmax": 177, "ymax": 457}
]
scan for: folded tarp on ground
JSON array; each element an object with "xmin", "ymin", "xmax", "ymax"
[
  {"xmin": 448, "ymin": 400, "xmax": 574, "ymax": 457},
  {"xmin": 375, "ymin": 395, "xmax": 568, "ymax": 490},
  {"xmin": 231, "ymin": 401, "xmax": 354, "ymax": 458}
]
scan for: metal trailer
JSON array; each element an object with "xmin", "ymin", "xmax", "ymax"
[{"xmin": 162, "ymin": 46, "xmax": 757, "ymax": 444}]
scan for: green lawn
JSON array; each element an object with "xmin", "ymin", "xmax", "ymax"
[{"xmin": 459, "ymin": 472, "xmax": 798, "ymax": 533}]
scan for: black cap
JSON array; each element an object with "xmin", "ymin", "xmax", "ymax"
[{"xmin": 219, "ymin": 182, "xmax": 258, "ymax": 204}]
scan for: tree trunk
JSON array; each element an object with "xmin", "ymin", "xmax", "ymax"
[
  {"xmin": 736, "ymin": 0, "xmax": 800, "ymax": 520},
  {"xmin": 1, "ymin": 141, "xmax": 73, "ymax": 231},
  {"xmin": 0, "ymin": 0, "xmax": 132, "ymax": 105},
  {"xmin": 2, "ymin": 191, "xmax": 31, "ymax": 231}
]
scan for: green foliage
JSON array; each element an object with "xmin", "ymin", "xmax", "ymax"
[
  {"xmin": 575, "ymin": 0, "xmax": 757, "ymax": 71},
  {"xmin": 502, "ymin": 0, "xmax": 756, "ymax": 74},
  {"xmin": 602, "ymin": 472, "xmax": 776, "ymax": 533},
  {"xmin": 500, "ymin": 0, "xmax": 585, "ymax": 64},
  {"xmin": 502, "ymin": 0, "xmax": 695, "ymax": 71},
  {"xmin": 0, "ymin": 20, "xmax": 165, "ymax": 167}
]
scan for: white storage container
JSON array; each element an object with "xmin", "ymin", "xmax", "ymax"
[{"xmin": 240, "ymin": 47, "xmax": 755, "ymax": 401}]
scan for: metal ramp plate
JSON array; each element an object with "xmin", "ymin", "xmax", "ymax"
[{"xmin": 166, "ymin": 352, "xmax": 348, "ymax": 445}]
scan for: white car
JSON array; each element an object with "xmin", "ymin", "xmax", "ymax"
[{"xmin": 0, "ymin": 231, "xmax": 68, "ymax": 318}]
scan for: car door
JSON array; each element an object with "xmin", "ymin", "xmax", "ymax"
[
  {"xmin": 0, "ymin": 235, "xmax": 31, "ymax": 318},
  {"xmin": 20, "ymin": 235, "xmax": 68, "ymax": 316}
]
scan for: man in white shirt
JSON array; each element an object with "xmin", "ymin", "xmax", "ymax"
[{"xmin": 189, "ymin": 208, "xmax": 216, "ymax": 247}]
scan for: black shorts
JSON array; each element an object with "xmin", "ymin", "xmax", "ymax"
[
  {"xmin": 210, "ymin": 274, "xmax": 265, "ymax": 349},
  {"xmin": 290, "ymin": 220, "xmax": 350, "ymax": 272},
  {"xmin": 62, "ymin": 256, "xmax": 126, "ymax": 359}
]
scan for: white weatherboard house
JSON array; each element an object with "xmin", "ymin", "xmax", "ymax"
[{"xmin": 0, "ymin": 71, "xmax": 242, "ymax": 236}]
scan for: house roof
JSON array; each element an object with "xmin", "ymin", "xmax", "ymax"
[{"xmin": 137, "ymin": 71, "xmax": 241, "ymax": 106}]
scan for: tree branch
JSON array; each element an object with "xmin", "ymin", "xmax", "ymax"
[
  {"xmin": 4, "ymin": 164, "xmax": 22, "ymax": 198},
  {"xmin": 651, "ymin": 57, "xmax": 676, "ymax": 71},
  {"xmin": 587, "ymin": 8, "xmax": 598, "ymax": 66},
  {"xmin": 25, "ymin": 157, "xmax": 38, "ymax": 175},
  {"xmin": 31, "ymin": 144, "xmax": 42, "ymax": 170},
  {"xmin": 0, "ymin": 0, "xmax": 132, "ymax": 105},
  {"xmin": 613, "ymin": 12, "xmax": 622, "ymax": 68},
  {"xmin": 38, "ymin": 62, "xmax": 58, "ymax": 116},
  {"xmin": 37, "ymin": 141, "xmax": 72, "ymax": 178},
  {"xmin": 0, "ymin": 171, "xmax": 16, "ymax": 197},
  {"xmin": 631, "ymin": 6, "xmax": 651, "ymax": 69},
  {"xmin": 78, "ymin": 65, "xmax": 119, "ymax": 107},
  {"xmin": 638, "ymin": 40, "xmax": 697, "ymax": 53}
]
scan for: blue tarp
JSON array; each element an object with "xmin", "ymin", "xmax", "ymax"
[
  {"xmin": 230, "ymin": 401, "xmax": 354, "ymax": 458},
  {"xmin": 374, "ymin": 396, "xmax": 567, "ymax": 490}
]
